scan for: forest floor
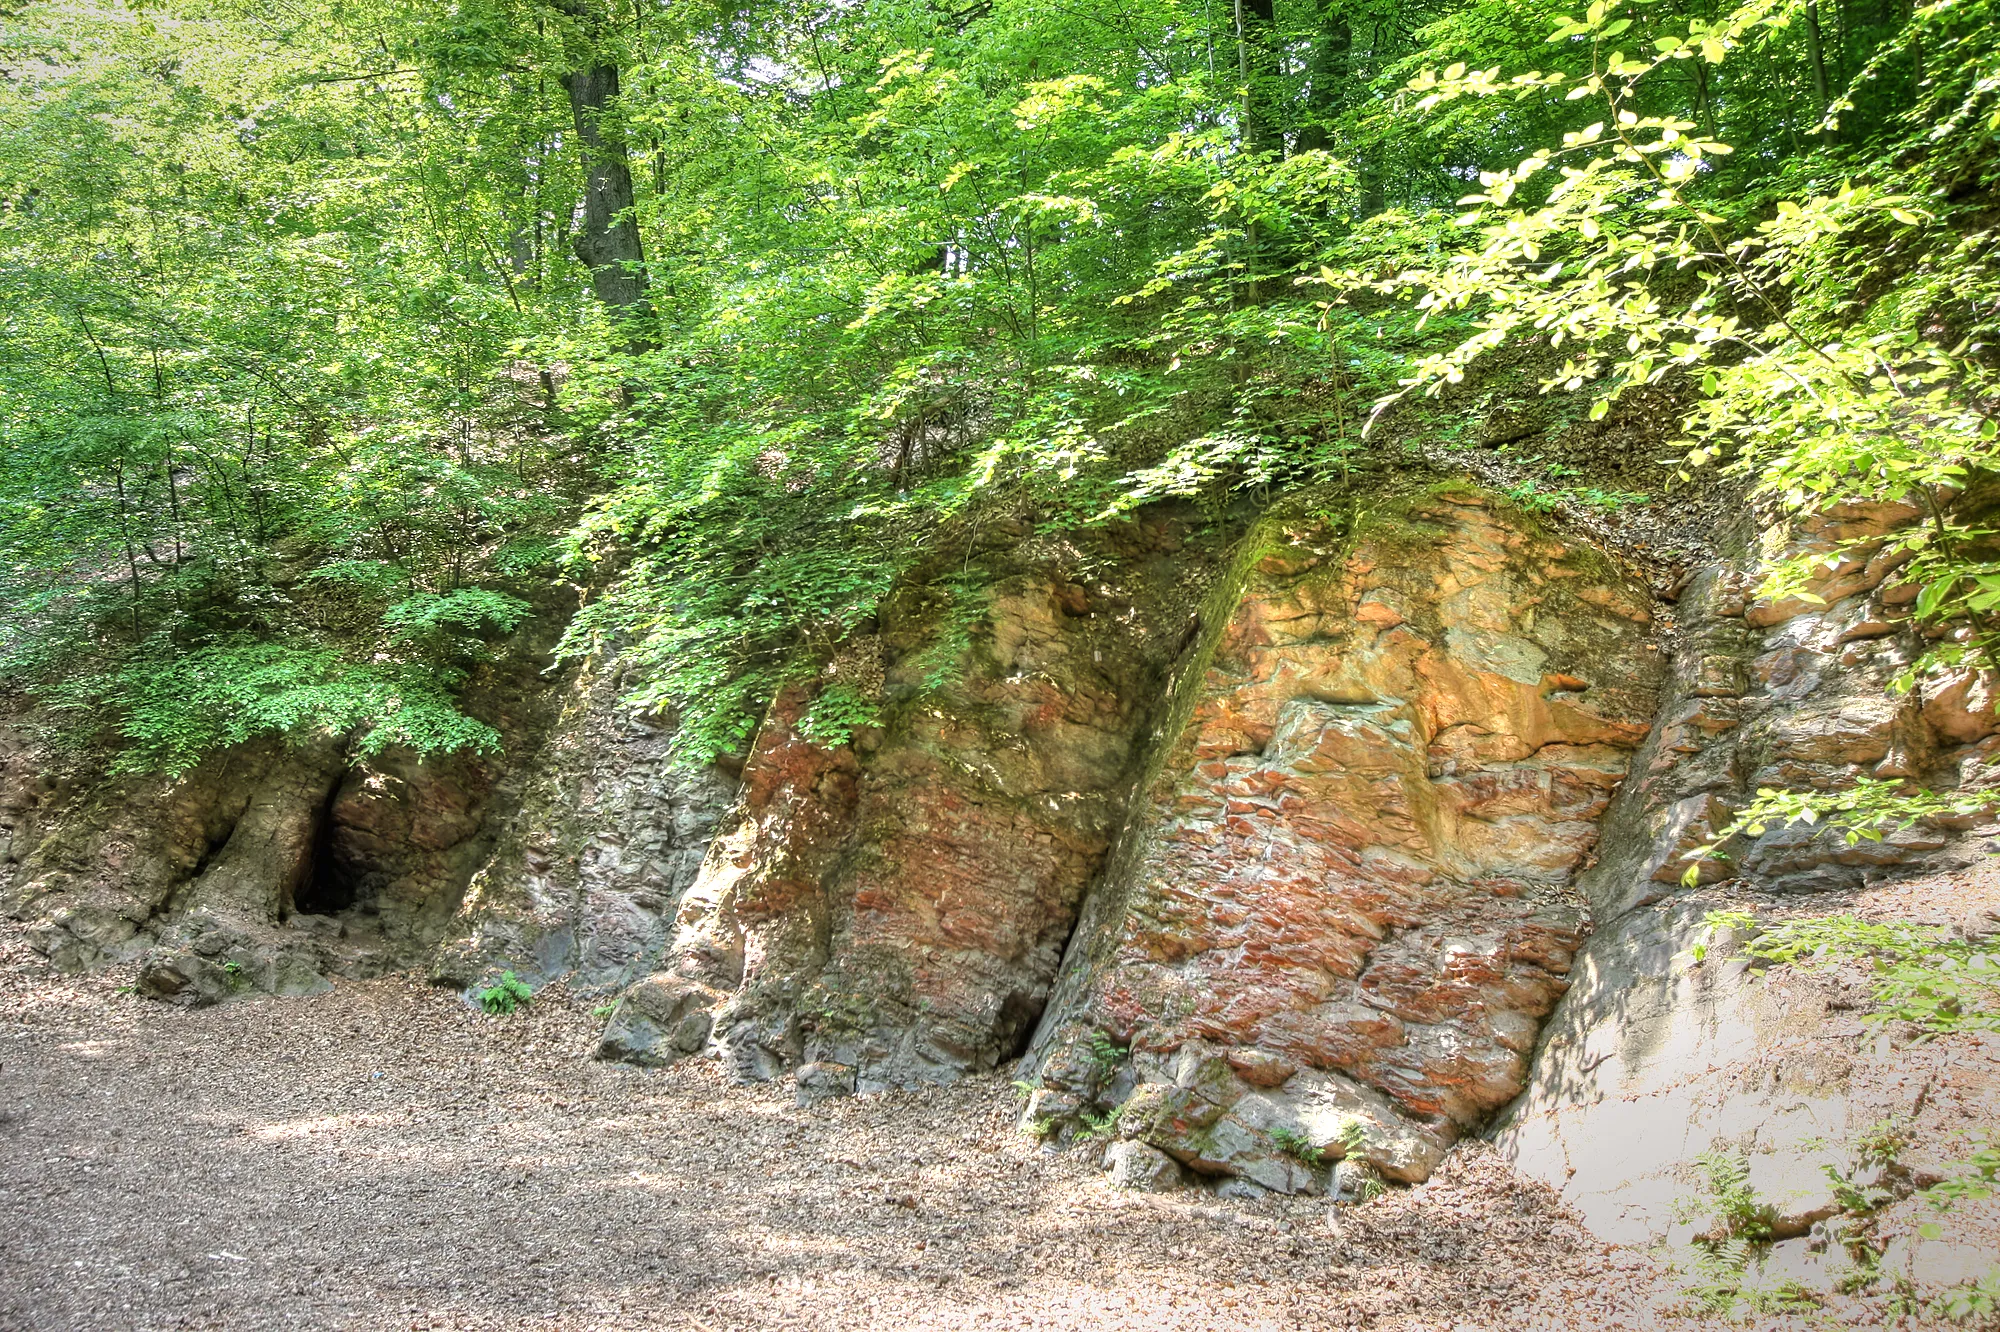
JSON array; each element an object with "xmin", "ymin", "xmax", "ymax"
[{"xmin": 0, "ymin": 925, "xmax": 1908, "ymax": 1332}]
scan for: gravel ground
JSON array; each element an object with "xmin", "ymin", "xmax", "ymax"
[{"xmin": 0, "ymin": 924, "xmax": 1796, "ymax": 1332}]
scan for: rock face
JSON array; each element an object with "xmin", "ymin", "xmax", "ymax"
[
  {"xmin": 3, "ymin": 736, "xmax": 345, "ymax": 997},
  {"xmin": 594, "ymin": 488, "xmax": 1663, "ymax": 1138},
  {"xmin": 0, "ymin": 729, "xmax": 535, "ymax": 1006},
  {"xmin": 432, "ymin": 656, "xmax": 736, "ymax": 994},
  {"xmin": 606, "ymin": 513, "xmax": 1228, "ymax": 1087},
  {"xmin": 1020, "ymin": 489, "xmax": 1662, "ymax": 1191},
  {"xmin": 1495, "ymin": 498, "xmax": 1999, "ymax": 1246},
  {"xmin": 0, "ymin": 606, "xmax": 579, "ymax": 1004},
  {"xmin": 10, "ymin": 473, "xmax": 1989, "ymax": 1274}
]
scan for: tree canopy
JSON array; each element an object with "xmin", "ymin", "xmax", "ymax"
[{"xmin": 2, "ymin": 0, "xmax": 1997, "ymax": 773}]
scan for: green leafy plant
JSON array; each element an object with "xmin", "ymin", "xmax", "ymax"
[
  {"xmin": 1695, "ymin": 910, "xmax": 2000, "ymax": 1035},
  {"xmin": 1823, "ymin": 1120, "xmax": 1912, "ymax": 1217},
  {"xmin": 1923, "ymin": 1139, "xmax": 2000, "ymax": 1217},
  {"xmin": 1671, "ymin": 1151, "xmax": 1776, "ymax": 1315},
  {"xmin": 1077, "ymin": 1106, "xmax": 1126, "ymax": 1142},
  {"xmin": 477, "ymin": 971, "xmax": 533, "ymax": 1016},
  {"xmin": 1933, "ymin": 1266, "xmax": 2000, "ymax": 1323},
  {"xmin": 1335, "ymin": 1118, "xmax": 1369, "ymax": 1157},
  {"xmin": 1682, "ymin": 781, "xmax": 1993, "ymax": 890},
  {"xmin": 381, "ymin": 589, "xmax": 533, "ymax": 661},
  {"xmin": 1693, "ymin": 1149, "xmax": 1776, "ymax": 1243},
  {"xmin": 1740, "ymin": 1278, "xmax": 1819, "ymax": 1314},
  {"xmin": 1079, "ymin": 1031, "xmax": 1128, "ymax": 1076},
  {"xmin": 1682, "ymin": 1235, "xmax": 1756, "ymax": 1317},
  {"xmin": 96, "ymin": 641, "xmax": 504, "ymax": 778},
  {"xmin": 796, "ymin": 682, "xmax": 881, "ymax": 750},
  {"xmin": 1269, "ymin": 1126, "xmax": 1326, "ymax": 1168}
]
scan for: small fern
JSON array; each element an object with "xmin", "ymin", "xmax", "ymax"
[
  {"xmin": 477, "ymin": 970, "xmax": 533, "ymax": 1015},
  {"xmin": 1334, "ymin": 1118, "xmax": 1368, "ymax": 1157},
  {"xmin": 1270, "ymin": 1126, "xmax": 1325, "ymax": 1168},
  {"xmin": 1695, "ymin": 1149, "xmax": 1775, "ymax": 1241},
  {"xmin": 1080, "ymin": 1031, "xmax": 1127, "ymax": 1074},
  {"xmin": 1078, "ymin": 1106, "xmax": 1125, "ymax": 1141},
  {"xmin": 1686, "ymin": 1235, "xmax": 1754, "ymax": 1315}
]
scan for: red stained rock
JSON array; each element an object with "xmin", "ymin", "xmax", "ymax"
[
  {"xmin": 1032, "ymin": 495, "xmax": 1662, "ymax": 1168},
  {"xmin": 632, "ymin": 543, "xmax": 1230, "ymax": 1089}
]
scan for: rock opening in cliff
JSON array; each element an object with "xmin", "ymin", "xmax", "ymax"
[{"xmin": 291, "ymin": 778, "xmax": 357, "ymax": 918}]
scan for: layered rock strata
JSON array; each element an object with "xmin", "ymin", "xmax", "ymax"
[
  {"xmin": 15, "ymin": 476, "xmax": 1987, "ymax": 1260},
  {"xmin": 1019, "ymin": 489, "xmax": 1663, "ymax": 1191},
  {"xmin": 591, "ymin": 487, "xmax": 1665, "ymax": 1197}
]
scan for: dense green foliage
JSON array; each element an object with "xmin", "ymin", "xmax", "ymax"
[{"xmin": 2, "ymin": 0, "xmax": 1997, "ymax": 771}]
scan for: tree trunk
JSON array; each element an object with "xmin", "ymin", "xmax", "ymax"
[
  {"xmin": 1292, "ymin": 6, "xmax": 1352, "ymax": 155},
  {"xmin": 1803, "ymin": 0, "xmax": 1835, "ymax": 143},
  {"xmin": 562, "ymin": 63, "xmax": 654, "ymax": 349},
  {"xmin": 1232, "ymin": 0, "xmax": 1280, "ymax": 160},
  {"xmin": 1232, "ymin": 0, "xmax": 1279, "ymax": 303}
]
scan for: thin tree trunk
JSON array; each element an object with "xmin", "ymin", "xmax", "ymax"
[
  {"xmin": 112, "ymin": 455, "xmax": 144, "ymax": 640},
  {"xmin": 1232, "ymin": 0, "xmax": 1279, "ymax": 159},
  {"xmin": 1803, "ymin": 0, "xmax": 1835, "ymax": 143},
  {"xmin": 1691, "ymin": 56, "xmax": 1719, "ymax": 138},
  {"xmin": 1293, "ymin": 6, "xmax": 1351, "ymax": 155},
  {"xmin": 1232, "ymin": 0, "xmax": 1278, "ymax": 303}
]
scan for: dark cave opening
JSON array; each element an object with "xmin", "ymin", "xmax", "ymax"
[{"xmin": 291, "ymin": 778, "xmax": 357, "ymax": 917}]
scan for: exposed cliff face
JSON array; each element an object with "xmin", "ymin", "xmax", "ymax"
[
  {"xmin": 1014, "ymin": 490, "xmax": 1662, "ymax": 1191},
  {"xmin": 581, "ymin": 488, "xmax": 1671, "ymax": 1198},
  {"xmin": 6, "ymin": 481, "xmax": 1992, "ymax": 1271},
  {"xmin": 0, "ymin": 602, "xmax": 574, "ymax": 1005},
  {"xmin": 2, "ymin": 735, "xmax": 345, "ymax": 992},
  {"xmin": 431, "ymin": 655, "xmax": 736, "ymax": 995},
  {"xmin": 597, "ymin": 512, "xmax": 1231, "ymax": 1088},
  {"xmin": 1495, "ymin": 499, "xmax": 2000, "ymax": 1257}
]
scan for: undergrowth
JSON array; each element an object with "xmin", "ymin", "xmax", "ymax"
[{"xmin": 477, "ymin": 972, "xmax": 533, "ymax": 1016}]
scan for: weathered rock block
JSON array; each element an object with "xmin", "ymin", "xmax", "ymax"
[
  {"xmin": 1027, "ymin": 488, "xmax": 1663, "ymax": 1187},
  {"xmin": 434, "ymin": 655, "xmax": 737, "ymax": 994},
  {"xmin": 599, "ymin": 515, "xmax": 1230, "ymax": 1090},
  {"xmin": 1497, "ymin": 498, "xmax": 1997, "ymax": 1264},
  {"xmin": 1106, "ymin": 1140, "xmax": 1185, "ymax": 1192},
  {"xmin": 794, "ymin": 1060, "xmax": 859, "ymax": 1106},
  {"xmin": 596, "ymin": 974, "xmax": 718, "ymax": 1066}
]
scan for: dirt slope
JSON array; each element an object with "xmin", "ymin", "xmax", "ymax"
[{"xmin": 0, "ymin": 924, "xmax": 1737, "ymax": 1332}]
